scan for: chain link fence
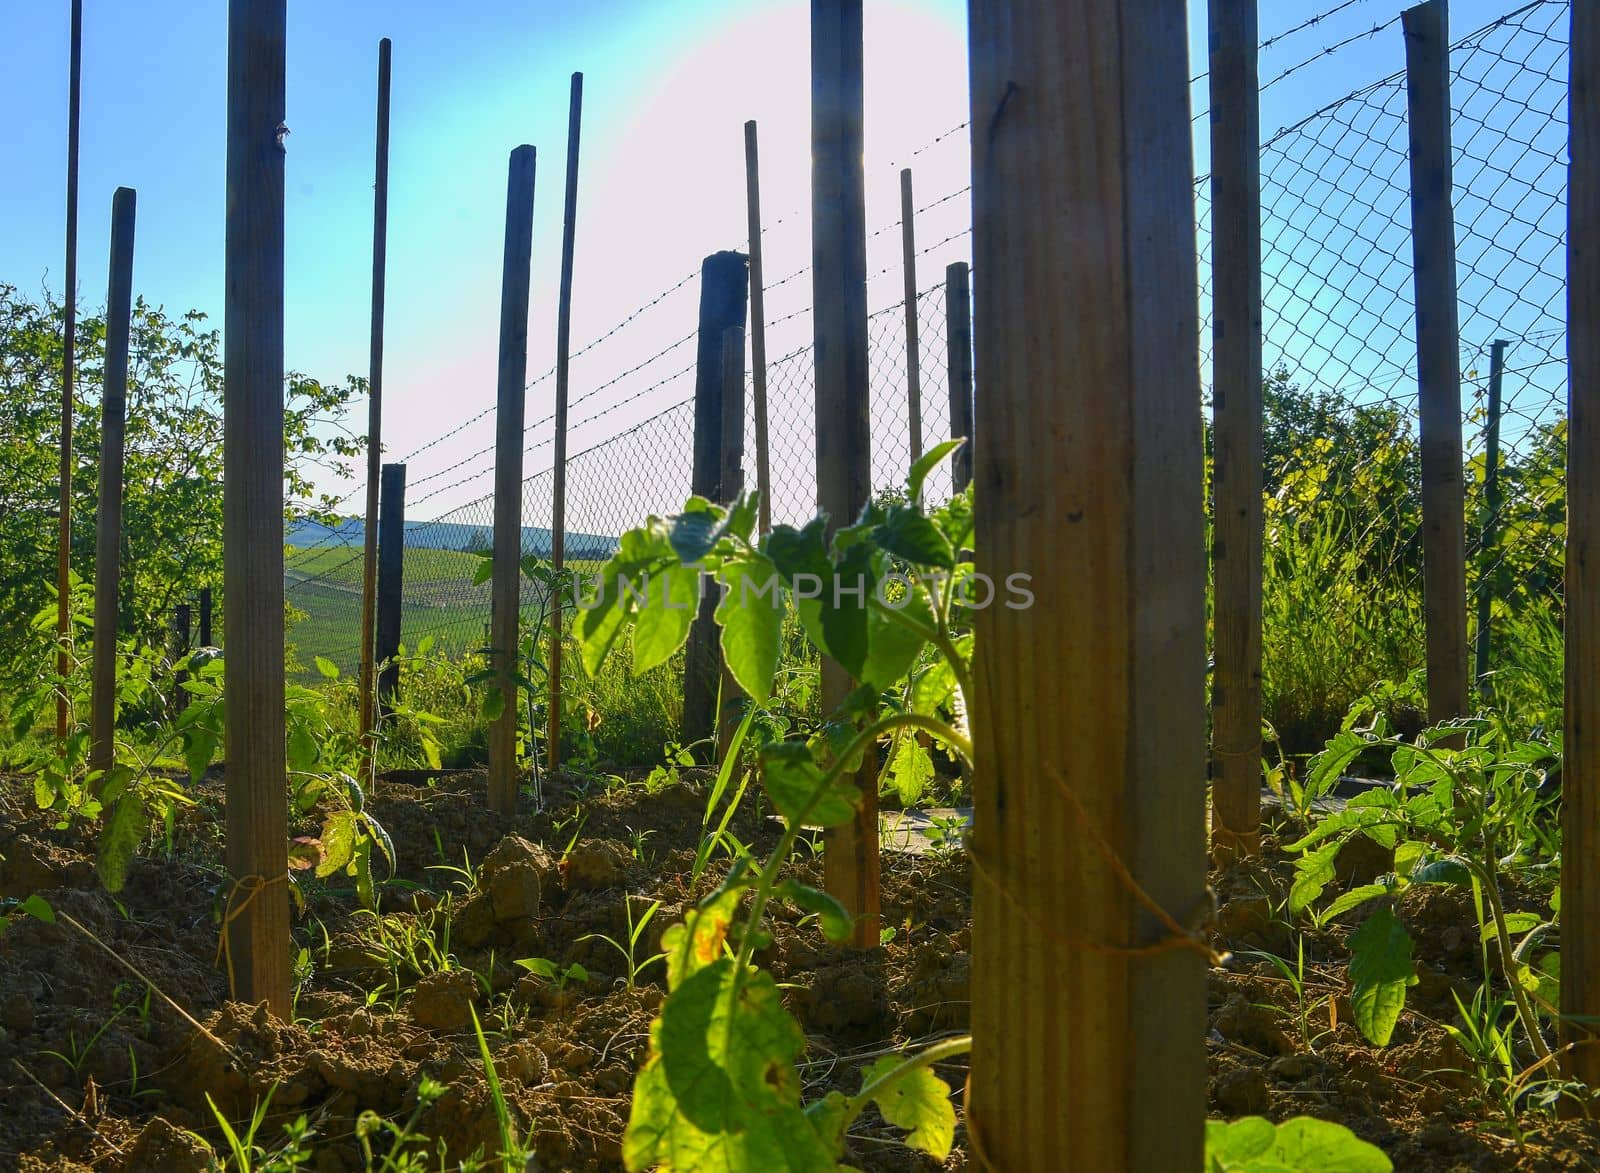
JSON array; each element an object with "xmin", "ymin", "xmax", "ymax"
[{"xmin": 285, "ymin": 0, "xmax": 1571, "ymax": 749}]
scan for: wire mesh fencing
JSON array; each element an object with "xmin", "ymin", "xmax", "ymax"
[
  {"xmin": 284, "ymin": 0, "xmax": 1571, "ymax": 751},
  {"xmin": 1191, "ymin": 0, "xmax": 1571, "ymax": 746}
]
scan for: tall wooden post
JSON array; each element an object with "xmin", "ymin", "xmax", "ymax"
[
  {"xmin": 945, "ymin": 261, "xmax": 974, "ymax": 493},
  {"xmin": 683, "ymin": 251, "xmax": 749, "ymax": 750},
  {"xmin": 717, "ymin": 325, "xmax": 748, "ymax": 757},
  {"xmin": 488, "ymin": 145, "xmax": 538, "ymax": 815},
  {"xmin": 357, "ymin": 37, "xmax": 392, "ymax": 770},
  {"xmin": 224, "ymin": 0, "xmax": 291, "ymax": 1015},
  {"xmin": 900, "ymin": 168, "xmax": 924, "ymax": 474},
  {"xmin": 57, "ymin": 0, "xmax": 83, "ymax": 740},
  {"xmin": 1563, "ymin": 0, "xmax": 1600, "ymax": 1089},
  {"xmin": 744, "ymin": 120, "xmax": 773, "ymax": 536},
  {"xmin": 548, "ymin": 72, "xmax": 583, "ymax": 775},
  {"xmin": 967, "ymin": 1, "xmax": 1207, "ymax": 1167},
  {"xmin": 1474, "ymin": 338, "xmax": 1508, "ymax": 697},
  {"xmin": 90, "ymin": 187, "xmax": 136, "ymax": 781},
  {"xmin": 1207, "ymin": 0, "xmax": 1263, "ymax": 861},
  {"xmin": 813, "ymin": 0, "xmax": 878, "ymax": 949},
  {"xmin": 1404, "ymin": 0, "xmax": 1469, "ymax": 725},
  {"xmin": 375, "ymin": 463, "xmax": 406, "ymax": 717}
]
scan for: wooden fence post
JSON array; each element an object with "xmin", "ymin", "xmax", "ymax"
[
  {"xmin": 90, "ymin": 186, "xmax": 136, "ymax": 781},
  {"xmin": 358, "ymin": 37, "xmax": 392, "ymax": 770},
  {"xmin": 1404, "ymin": 0, "xmax": 1469, "ymax": 725},
  {"xmin": 1208, "ymin": 0, "xmax": 1263, "ymax": 861},
  {"xmin": 488, "ymin": 144, "xmax": 538, "ymax": 815},
  {"xmin": 1564, "ymin": 0, "xmax": 1600, "ymax": 1089},
  {"xmin": 967, "ymin": 0, "xmax": 1207, "ymax": 1166},
  {"xmin": 945, "ymin": 260, "xmax": 974, "ymax": 493},
  {"xmin": 57, "ymin": 0, "xmax": 83, "ymax": 741},
  {"xmin": 375, "ymin": 462, "xmax": 406, "ymax": 717},
  {"xmin": 1474, "ymin": 338, "xmax": 1508, "ymax": 698},
  {"xmin": 717, "ymin": 325, "xmax": 748, "ymax": 757},
  {"xmin": 813, "ymin": 0, "xmax": 878, "ymax": 949},
  {"xmin": 682, "ymin": 250, "xmax": 749, "ymax": 750},
  {"xmin": 224, "ymin": 0, "xmax": 291, "ymax": 1015},
  {"xmin": 548, "ymin": 72, "xmax": 584, "ymax": 776},
  {"xmin": 744, "ymin": 120, "xmax": 773, "ymax": 536},
  {"xmin": 900, "ymin": 168, "xmax": 924, "ymax": 474},
  {"xmin": 199, "ymin": 586, "xmax": 213, "ymax": 647}
]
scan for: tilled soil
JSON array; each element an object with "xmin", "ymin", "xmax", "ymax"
[{"xmin": 1, "ymin": 770, "xmax": 1597, "ymax": 1171}]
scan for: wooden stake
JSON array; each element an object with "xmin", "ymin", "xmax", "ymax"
[
  {"xmin": 1474, "ymin": 338, "xmax": 1508, "ymax": 698},
  {"xmin": 1563, "ymin": 0, "xmax": 1600, "ymax": 1089},
  {"xmin": 900, "ymin": 168, "xmax": 924, "ymax": 474},
  {"xmin": 717, "ymin": 324, "xmax": 748, "ymax": 757},
  {"xmin": 90, "ymin": 187, "xmax": 136, "ymax": 782},
  {"xmin": 488, "ymin": 145, "xmax": 537, "ymax": 815},
  {"xmin": 744, "ymin": 120, "xmax": 773, "ymax": 536},
  {"xmin": 174, "ymin": 603, "xmax": 192, "ymax": 715},
  {"xmin": 1404, "ymin": 0, "xmax": 1469, "ymax": 725},
  {"xmin": 683, "ymin": 251, "xmax": 750, "ymax": 750},
  {"xmin": 813, "ymin": 0, "xmax": 878, "ymax": 949},
  {"xmin": 967, "ymin": 0, "xmax": 1207, "ymax": 1166},
  {"xmin": 945, "ymin": 261, "xmax": 974, "ymax": 494},
  {"xmin": 199, "ymin": 587, "xmax": 213, "ymax": 647},
  {"xmin": 57, "ymin": 0, "xmax": 83, "ymax": 740},
  {"xmin": 375, "ymin": 463, "xmax": 406, "ymax": 717},
  {"xmin": 548, "ymin": 72, "xmax": 583, "ymax": 776},
  {"xmin": 223, "ymin": 0, "xmax": 291, "ymax": 1016},
  {"xmin": 1207, "ymin": 0, "xmax": 1263, "ymax": 861},
  {"xmin": 357, "ymin": 37, "xmax": 392, "ymax": 775}
]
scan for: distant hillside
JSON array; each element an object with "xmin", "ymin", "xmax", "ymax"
[{"xmin": 286, "ymin": 517, "xmax": 619, "ymax": 560}]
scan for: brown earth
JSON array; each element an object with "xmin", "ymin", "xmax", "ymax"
[{"xmin": 0, "ymin": 771, "xmax": 1597, "ymax": 1171}]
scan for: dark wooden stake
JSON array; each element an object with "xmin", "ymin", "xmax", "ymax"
[
  {"xmin": 1208, "ymin": 0, "xmax": 1264, "ymax": 861},
  {"xmin": 945, "ymin": 261, "xmax": 974, "ymax": 494},
  {"xmin": 744, "ymin": 120, "xmax": 773, "ymax": 536},
  {"xmin": 900, "ymin": 168, "xmax": 924, "ymax": 476},
  {"xmin": 488, "ymin": 145, "xmax": 538, "ymax": 815},
  {"xmin": 357, "ymin": 37, "xmax": 392, "ymax": 774},
  {"xmin": 223, "ymin": 0, "xmax": 291, "ymax": 1015},
  {"xmin": 57, "ymin": 0, "xmax": 83, "ymax": 740},
  {"xmin": 967, "ymin": 0, "xmax": 1207, "ymax": 1165},
  {"xmin": 548, "ymin": 72, "xmax": 583, "ymax": 776},
  {"xmin": 375, "ymin": 463, "xmax": 406, "ymax": 717},
  {"xmin": 813, "ymin": 0, "xmax": 878, "ymax": 949},
  {"xmin": 683, "ymin": 251, "xmax": 749, "ymax": 750},
  {"xmin": 717, "ymin": 324, "xmax": 748, "ymax": 757},
  {"xmin": 199, "ymin": 586, "xmax": 213, "ymax": 647},
  {"xmin": 1564, "ymin": 0, "xmax": 1600, "ymax": 1090},
  {"xmin": 1474, "ymin": 338, "xmax": 1508, "ymax": 698},
  {"xmin": 1404, "ymin": 0, "xmax": 1469, "ymax": 725},
  {"xmin": 174, "ymin": 603, "xmax": 192, "ymax": 715},
  {"xmin": 90, "ymin": 187, "xmax": 136, "ymax": 781}
]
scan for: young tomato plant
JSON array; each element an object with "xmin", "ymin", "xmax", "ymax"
[
  {"xmin": 578, "ymin": 442, "xmax": 973, "ymax": 1170},
  {"xmin": 1286, "ymin": 710, "xmax": 1560, "ymax": 1059}
]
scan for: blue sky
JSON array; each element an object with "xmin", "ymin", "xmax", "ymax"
[{"xmin": 1, "ymin": 0, "xmax": 1545, "ymax": 519}]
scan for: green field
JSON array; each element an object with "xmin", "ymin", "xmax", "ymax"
[{"xmin": 284, "ymin": 545, "xmax": 603, "ymax": 679}]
